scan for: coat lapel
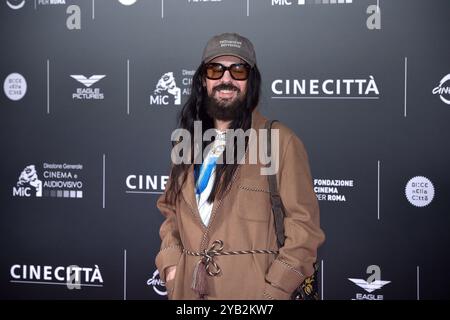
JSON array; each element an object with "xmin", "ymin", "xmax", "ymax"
[{"xmin": 181, "ymin": 164, "xmax": 206, "ymax": 228}]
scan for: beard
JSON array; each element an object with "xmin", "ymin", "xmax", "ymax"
[{"xmin": 205, "ymin": 83, "xmax": 247, "ymax": 121}]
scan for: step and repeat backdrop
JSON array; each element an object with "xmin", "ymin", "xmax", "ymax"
[{"xmin": 1, "ymin": 0, "xmax": 449, "ymax": 300}]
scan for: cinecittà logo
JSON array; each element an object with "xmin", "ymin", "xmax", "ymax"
[
  {"xmin": 432, "ymin": 74, "xmax": 450, "ymax": 105},
  {"xmin": 12, "ymin": 163, "xmax": 84, "ymax": 199},
  {"xmin": 271, "ymin": 76, "xmax": 380, "ymax": 99},
  {"xmin": 147, "ymin": 269, "xmax": 167, "ymax": 296},
  {"xmin": 125, "ymin": 174, "xmax": 168, "ymax": 195},
  {"xmin": 10, "ymin": 264, "xmax": 104, "ymax": 289},
  {"xmin": 71, "ymin": 74, "xmax": 106, "ymax": 100}
]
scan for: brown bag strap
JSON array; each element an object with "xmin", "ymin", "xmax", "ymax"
[{"xmin": 264, "ymin": 119, "xmax": 285, "ymax": 248}]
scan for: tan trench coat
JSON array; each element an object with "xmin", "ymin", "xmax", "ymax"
[{"xmin": 155, "ymin": 108, "xmax": 325, "ymax": 300}]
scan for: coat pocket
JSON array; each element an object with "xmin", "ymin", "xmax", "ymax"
[{"xmin": 236, "ymin": 178, "xmax": 271, "ymax": 222}]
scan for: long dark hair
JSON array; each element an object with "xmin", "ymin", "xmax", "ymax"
[{"xmin": 164, "ymin": 62, "xmax": 261, "ymax": 206}]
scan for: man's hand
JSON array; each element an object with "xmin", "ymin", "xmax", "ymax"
[{"xmin": 165, "ymin": 266, "xmax": 177, "ymax": 282}]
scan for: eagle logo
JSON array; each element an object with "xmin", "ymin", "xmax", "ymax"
[
  {"xmin": 348, "ymin": 278, "xmax": 391, "ymax": 293},
  {"xmin": 70, "ymin": 75, "xmax": 106, "ymax": 87}
]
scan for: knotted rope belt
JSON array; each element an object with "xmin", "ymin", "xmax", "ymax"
[{"xmin": 183, "ymin": 240, "xmax": 279, "ymax": 298}]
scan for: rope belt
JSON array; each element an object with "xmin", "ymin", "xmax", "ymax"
[
  {"xmin": 184, "ymin": 240, "xmax": 279, "ymax": 276},
  {"xmin": 183, "ymin": 240, "xmax": 279, "ymax": 298}
]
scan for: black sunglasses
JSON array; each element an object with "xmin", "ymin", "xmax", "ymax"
[{"xmin": 205, "ymin": 62, "xmax": 251, "ymax": 81}]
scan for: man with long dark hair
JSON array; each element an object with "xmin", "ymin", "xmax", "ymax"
[{"xmin": 155, "ymin": 33, "xmax": 325, "ymax": 300}]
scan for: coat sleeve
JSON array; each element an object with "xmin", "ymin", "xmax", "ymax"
[
  {"xmin": 155, "ymin": 176, "xmax": 183, "ymax": 282},
  {"xmin": 263, "ymin": 133, "xmax": 325, "ymax": 300}
]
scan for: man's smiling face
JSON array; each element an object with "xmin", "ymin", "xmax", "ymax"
[{"xmin": 204, "ymin": 55, "xmax": 248, "ymax": 107}]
